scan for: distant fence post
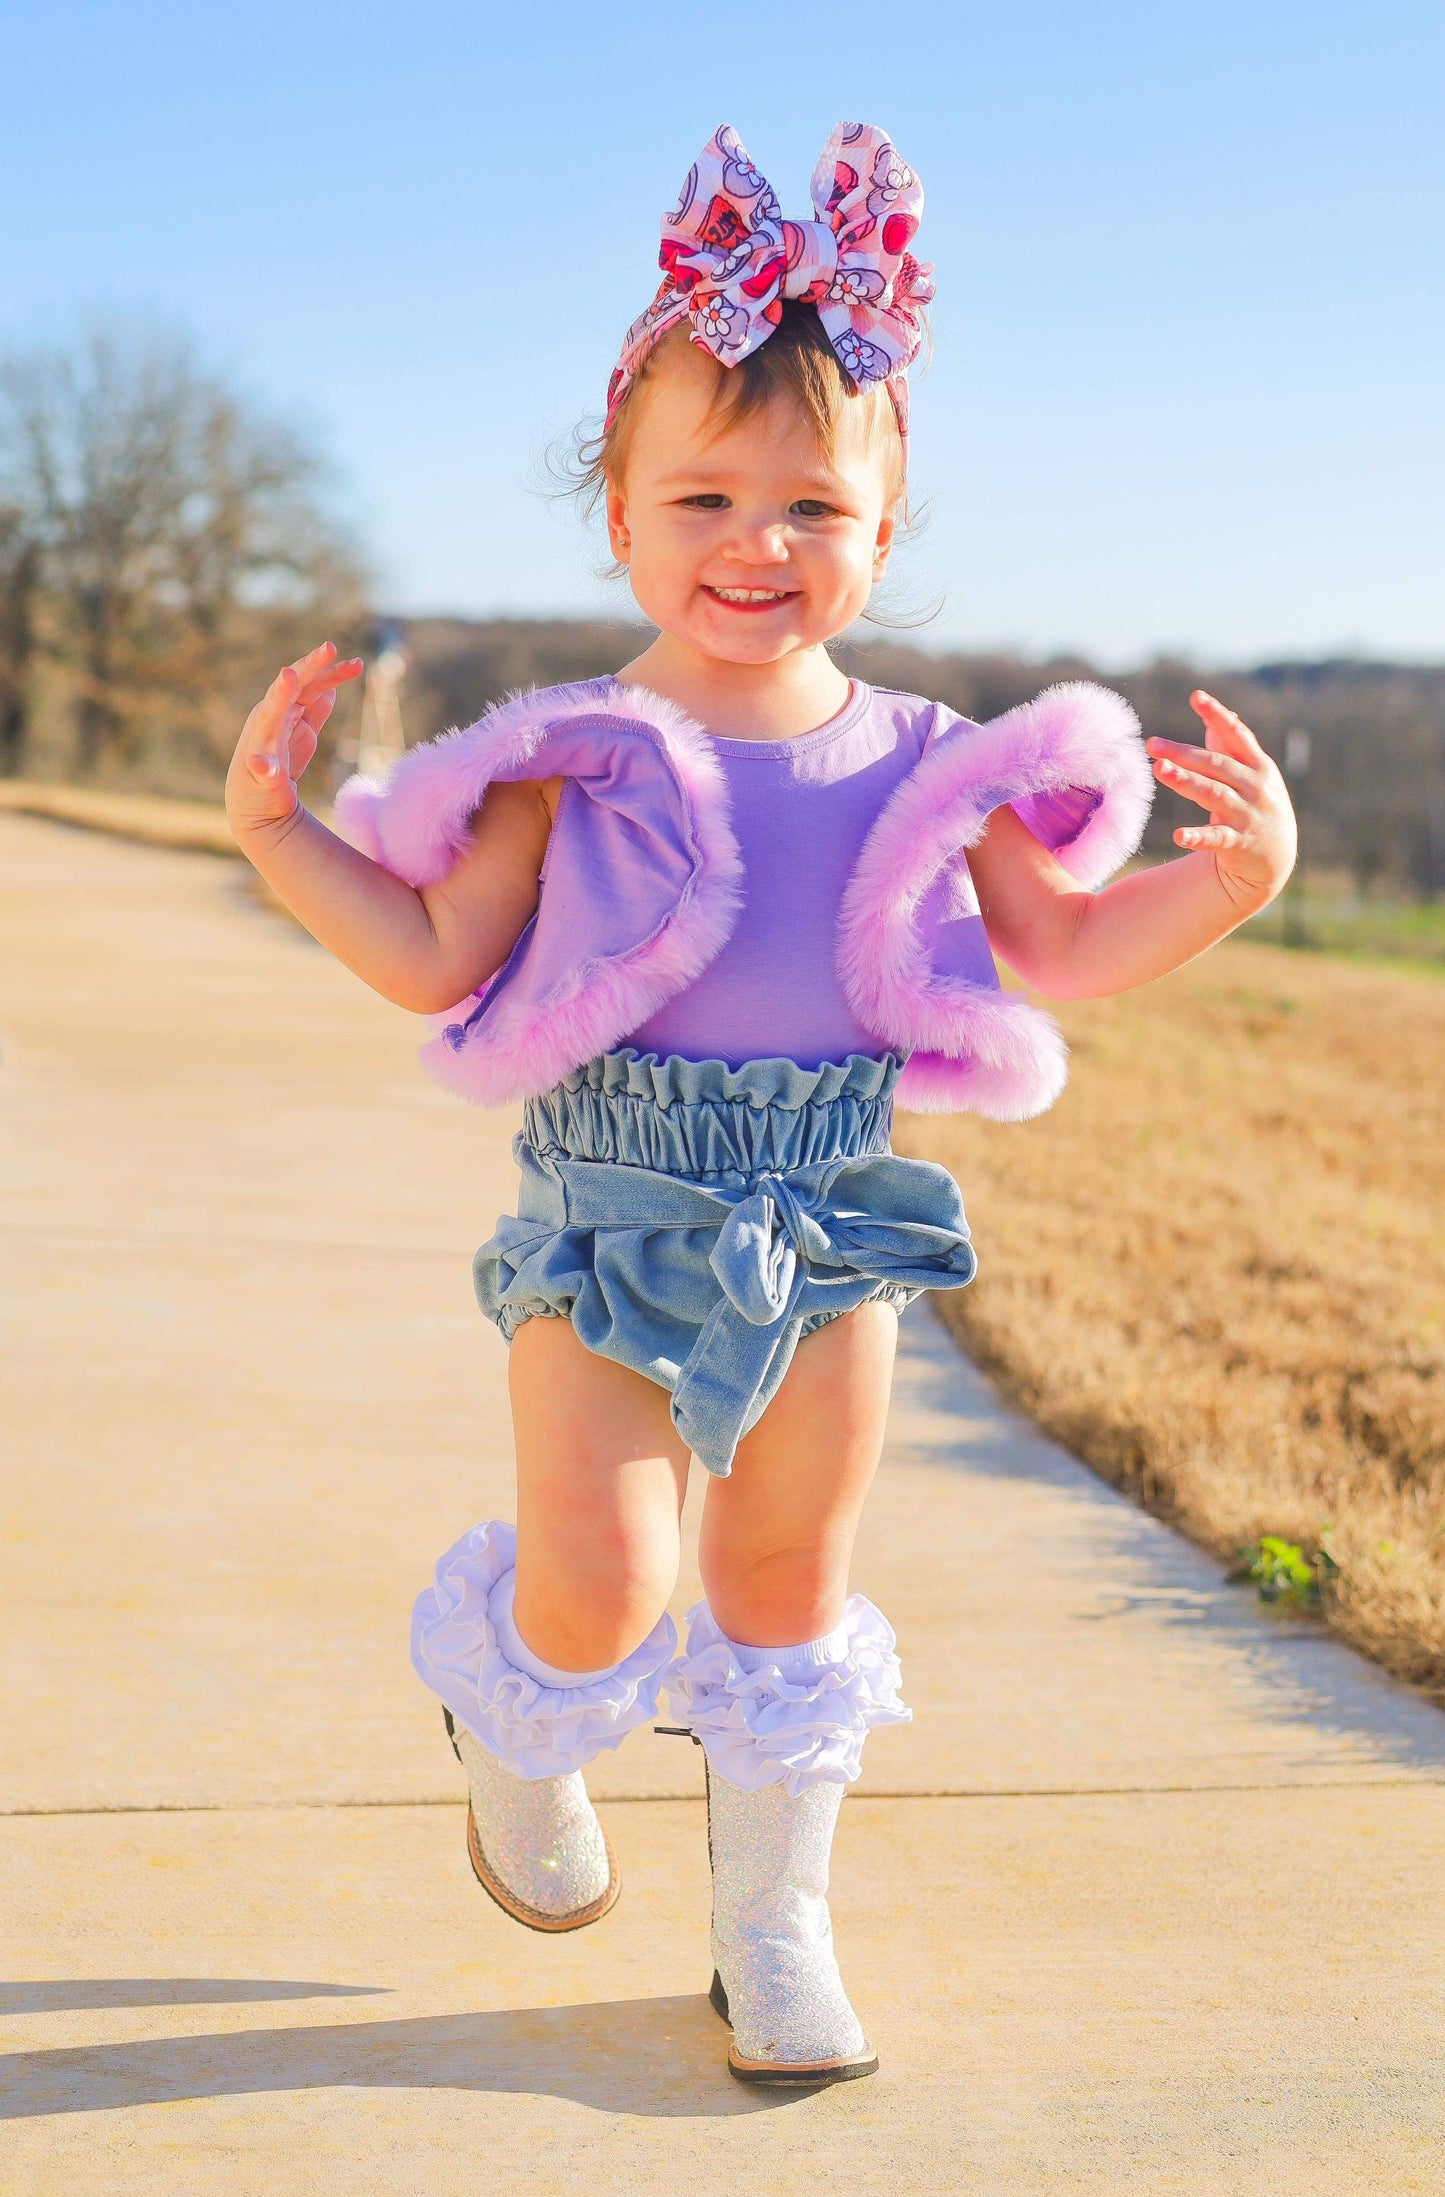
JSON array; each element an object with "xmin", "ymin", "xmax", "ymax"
[
  {"xmin": 1282, "ymin": 728, "xmax": 1311, "ymax": 949},
  {"xmin": 331, "ymin": 621, "xmax": 409, "ymax": 795}
]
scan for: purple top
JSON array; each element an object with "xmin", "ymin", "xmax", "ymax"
[
  {"xmin": 333, "ymin": 672, "xmax": 1153, "ymax": 1118},
  {"xmin": 621, "ymin": 679, "xmax": 994, "ymax": 1071}
]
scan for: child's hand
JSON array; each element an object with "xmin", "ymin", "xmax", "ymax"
[
  {"xmin": 1146, "ymin": 691, "xmax": 1298, "ymax": 911},
  {"xmin": 225, "ymin": 642, "xmax": 364, "ymax": 836}
]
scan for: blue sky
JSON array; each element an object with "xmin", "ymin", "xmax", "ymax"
[{"xmin": 3, "ymin": 0, "xmax": 1441, "ymax": 663}]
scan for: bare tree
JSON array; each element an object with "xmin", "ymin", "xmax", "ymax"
[
  {"xmin": 0, "ymin": 502, "xmax": 40, "ymax": 776},
  {"xmin": 0, "ymin": 320, "xmax": 367, "ymax": 783}
]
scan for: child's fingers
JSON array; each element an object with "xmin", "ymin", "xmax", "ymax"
[
  {"xmin": 240, "ymin": 666, "xmax": 300, "ymax": 761},
  {"xmin": 243, "ymin": 648, "xmax": 354, "ymax": 747},
  {"xmin": 1145, "ymin": 737, "xmax": 1258, "ymax": 794},
  {"xmin": 283, "ymin": 663, "xmax": 364, "ymax": 736},
  {"xmin": 245, "ymin": 705, "xmax": 300, "ymax": 784},
  {"xmin": 293, "ymin": 655, "xmax": 365, "ymax": 702},
  {"xmin": 251, "ymin": 665, "xmax": 324, "ymax": 773},
  {"xmin": 300, "ymin": 660, "xmax": 365, "ymax": 726},
  {"xmin": 1174, "ymin": 822, "xmax": 1244, "ymax": 851},
  {"xmin": 277, "ymin": 645, "xmax": 363, "ymax": 712},
  {"xmin": 287, "ymin": 640, "xmax": 339, "ymax": 680},
  {"xmin": 1190, "ymin": 690, "xmax": 1266, "ymax": 762},
  {"xmin": 288, "ymin": 722, "xmax": 319, "ymax": 779},
  {"xmin": 1151, "ymin": 757, "xmax": 1253, "ymax": 822},
  {"xmin": 234, "ymin": 648, "xmax": 360, "ymax": 804}
]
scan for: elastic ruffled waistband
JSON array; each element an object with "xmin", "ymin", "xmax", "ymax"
[{"xmin": 519, "ymin": 1049, "xmax": 903, "ymax": 1181}]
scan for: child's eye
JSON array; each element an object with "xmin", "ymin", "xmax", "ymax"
[
  {"xmin": 680, "ymin": 494, "xmax": 729, "ymax": 510},
  {"xmin": 791, "ymin": 499, "xmax": 838, "ymax": 518}
]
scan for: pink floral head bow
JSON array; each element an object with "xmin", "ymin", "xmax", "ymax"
[{"xmin": 607, "ymin": 121, "xmax": 933, "ymax": 452}]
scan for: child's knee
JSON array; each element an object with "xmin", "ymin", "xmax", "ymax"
[
  {"xmin": 515, "ymin": 1546, "xmax": 676, "ymax": 1673},
  {"xmin": 519, "ymin": 1595, "xmax": 671, "ymax": 1674},
  {"xmin": 701, "ymin": 1542, "xmax": 843, "ymax": 1646}
]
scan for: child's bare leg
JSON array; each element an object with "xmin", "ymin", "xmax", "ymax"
[
  {"xmin": 508, "ymin": 1314, "xmax": 692, "ymax": 1672},
  {"xmin": 697, "ymin": 1300, "xmax": 898, "ymax": 1647},
  {"xmin": 683, "ymin": 1301, "xmax": 903, "ymax": 2081}
]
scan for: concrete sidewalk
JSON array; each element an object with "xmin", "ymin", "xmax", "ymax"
[{"xmin": 2, "ymin": 810, "xmax": 1442, "ymax": 2194}]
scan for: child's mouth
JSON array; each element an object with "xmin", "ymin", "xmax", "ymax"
[{"xmin": 702, "ymin": 586, "xmax": 799, "ymax": 614}]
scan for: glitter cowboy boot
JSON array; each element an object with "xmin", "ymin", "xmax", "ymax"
[
  {"xmin": 441, "ymin": 1706, "xmax": 618, "ymax": 1932},
  {"xmin": 667, "ymin": 1596, "xmax": 910, "ymax": 2084},
  {"xmin": 704, "ymin": 1758, "xmax": 877, "ymax": 2084},
  {"xmin": 413, "ymin": 1521, "xmax": 676, "ymax": 1933}
]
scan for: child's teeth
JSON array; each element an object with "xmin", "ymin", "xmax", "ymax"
[{"xmin": 713, "ymin": 588, "xmax": 786, "ymax": 601}]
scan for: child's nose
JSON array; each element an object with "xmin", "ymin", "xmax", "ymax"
[{"xmin": 727, "ymin": 521, "xmax": 790, "ymax": 564}]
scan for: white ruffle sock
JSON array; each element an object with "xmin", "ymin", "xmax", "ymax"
[
  {"xmin": 412, "ymin": 1520, "xmax": 676, "ymax": 1931},
  {"xmin": 667, "ymin": 1596, "xmax": 910, "ymax": 2083}
]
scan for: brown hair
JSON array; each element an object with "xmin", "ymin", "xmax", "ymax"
[{"xmin": 574, "ymin": 301, "xmax": 910, "ymax": 522}]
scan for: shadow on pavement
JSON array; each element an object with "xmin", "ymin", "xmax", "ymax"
[
  {"xmin": 0, "ymin": 1979, "xmax": 387, "ymax": 2015},
  {"xmin": 893, "ymin": 1299, "xmax": 1445, "ymax": 1777},
  {"xmin": 0, "ymin": 1993, "xmax": 796, "ymax": 2120}
]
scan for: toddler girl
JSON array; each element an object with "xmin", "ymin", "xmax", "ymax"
[{"xmin": 226, "ymin": 122, "xmax": 1296, "ymax": 2086}]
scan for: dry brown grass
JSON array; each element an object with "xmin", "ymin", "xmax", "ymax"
[
  {"xmin": 0, "ymin": 780, "xmax": 236, "ymax": 855},
  {"xmin": 895, "ymin": 939, "xmax": 1445, "ymax": 1699}
]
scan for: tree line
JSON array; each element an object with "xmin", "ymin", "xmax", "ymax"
[
  {"xmin": 2, "ymin": 323, "xmax": 1438, "ymax": 896},
  {"xmin": 399, "ymin": 618, "xmax": 1445, "ymax": 898}
]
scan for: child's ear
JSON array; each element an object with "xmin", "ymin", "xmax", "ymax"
[
  {"xmin": 871, "ymin": 506, "xmax": 898, "ymax": 579},
  {"xmin": 605, "ymin": 480, "xmax": 631, "ymax": 564}
]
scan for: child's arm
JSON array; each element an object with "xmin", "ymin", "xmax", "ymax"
[
  {"xmin": 968, "ymin": 690, "xmax": 1298, "ymax": 1001},
  {"xmin": 225, "ymin": 644, "xmax": 554, "ymax": 1013}
]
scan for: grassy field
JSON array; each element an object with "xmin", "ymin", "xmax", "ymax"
[
  {"xmin": 895, "ymin": 938, "xmax": 1445, "ymax": 1702},
  {"xmin": 1244, "ymin": 882, "xmax": 1445, "ymax": 965}
]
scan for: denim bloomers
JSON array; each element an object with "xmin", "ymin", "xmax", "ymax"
[{"xmin": 472, "ymin": 1048, "xmax": 978, "ymax": 1476}]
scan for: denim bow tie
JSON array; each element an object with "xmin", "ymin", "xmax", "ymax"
[
  {"xmin": 558, "ymin": 1153, "xmax": 975, "ymax": 1473},
  {"xmin": 708, "ymin": 1171, "xmax": 839, "ymax": 1324}
]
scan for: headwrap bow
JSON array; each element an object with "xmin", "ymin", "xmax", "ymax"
[{"xmin": 607, "ymin": 121, "xmax": 933, "ymax": 450}]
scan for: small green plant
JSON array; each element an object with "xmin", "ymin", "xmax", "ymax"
[{"xmin": 1231, "ymin": 1535, "xmax": 1321, "ymax": 1609}]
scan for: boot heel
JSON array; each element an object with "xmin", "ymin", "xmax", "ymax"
[{"xmin": 727, "ymin": 2048, "xmax": 879, "ymax": 2088}]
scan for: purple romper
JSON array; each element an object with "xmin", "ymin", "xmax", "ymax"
[{"xmin": 334, "ymin": 670, "xmax": 1152, "ymax": 1473}]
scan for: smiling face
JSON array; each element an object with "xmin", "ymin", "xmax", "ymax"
[{"xmin": 604, "ymin": 331, "xmax": 901, "ymax": 668}]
